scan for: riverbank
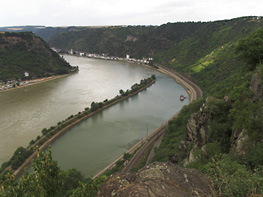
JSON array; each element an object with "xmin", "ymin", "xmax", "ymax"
[
  {"xmin": 93, "ymin": 66, "xmax": 202, "ymax": 178},
  {"xmin": 10, "ymin": 76, "xmax": 156, "ymax": 178},
  {"xmin": 0, "ymin": 74, "xmax": 70, "ymax": 93}
]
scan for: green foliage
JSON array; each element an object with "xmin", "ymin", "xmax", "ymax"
[
  {"xmin": 59, "ymin": 168, "xmax": 86, "ymax": 196},
  {"xmin": 0, "ymin": 147, "xmax": 61, "ymax": 196},
  {"xmin": 238, "ymin": 143, "xmax": 263, "ymax": 169},
  {"xmin": 0, "ymin": 32, "xmax": 73, "ymax": 81},
  {"xmin": 152, "ymin": 98, "xmax": 204, "ymax": 162},
  {"xmin": 90, "ymin": 101, "xmax": 103, "ymax": 112},
  {"xmin": 3, "ymin": 147, "xmax": 33, "ymax": 171},
  {"xmin": 203, "ymin": 98, "xmax": 232, "ymax": 152},
  {"xmin": 229, "ymin": 99, "xmax": 263, "ymax": 140},
  {"xmin": 49, "ymin": 18, "xmax": 263, "ymax": 64},
  {"xmin": 119, "ymin": 89, "xmax": 125, "ymax": 96},
  {"xmin": 49, "ymin": 26, "xmax": 156, "ymax": 58},
  {"xmin": 205, "ymin": 154, "xmax": 263, "ymax": 196},
  {"xmin": 41, "ymin": 128, "xmax": 48, "ymax": 136},
  {"xmin": 236, "ymin": 28, "xmax": 263, "ymax": 70},
  {"xmin": 0, "ymin": 148, "xmax": 104, "ymax": 197},
  {"xmin": 2, "ymin": 18, "xmax": 263, "ymax": 196},
  {"xmin": 123, "ymin": 153, "xmax": 131, "ymax": 160},
  {"xmin": 152, "ymin": 27, "xmax": 263, "ymax": 196},
  {"xmin": 71, "ymin": 175, "xmax": 107, "ymax": 197}
]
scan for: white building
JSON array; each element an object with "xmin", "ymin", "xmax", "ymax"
[{"xmin": 24, "ymin": 71, "xmax": 29, "ymax": 77}]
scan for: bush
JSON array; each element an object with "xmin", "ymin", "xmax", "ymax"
[{"xmin": 205, "ymin": 154, "xmax": 263, "ymax": 196}]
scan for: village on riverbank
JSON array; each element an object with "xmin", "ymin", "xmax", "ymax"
[
  {"xmin": 0, "ymin": 75, "xmax": 157, "ymax": 179},
  {"xmin": 0, "ymin": 74, "xmax": 70, "ymax": 92},
  {"xmin": 0, "ymin": 49, "xmax": 154, "ymax": 92},
  {"xmin": 54, "ymin": 48, "xmax": 155, "ymax": 66}
]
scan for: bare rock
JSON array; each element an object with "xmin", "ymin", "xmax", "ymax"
[
  {"xmin": 98, "ymin": 162, "xmax": 214, "ymax": 197},
  {"xmin": 250, "ymin": 70, "xmax": 263, "ymax": 102},
  {"xmin": 231, "ymin": 129, "xmax": 249, "ymax": 155},
  {"xmin": 186, "ymin": 113, "xmax": 199, "ymax": 141}
]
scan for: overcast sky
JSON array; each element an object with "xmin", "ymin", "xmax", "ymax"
[{"xmin": 0, "ymin": 0, "xmax": 262, "ymax": 27}]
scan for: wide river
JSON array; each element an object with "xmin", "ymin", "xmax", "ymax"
[{"xmin": 0, "ymin": 55, "xmax": 188, "ymax": 177}]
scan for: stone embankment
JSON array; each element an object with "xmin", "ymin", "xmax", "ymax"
[
  {"xmin": 12, "ymin": 77, "xmax": 156, "ymax": 178},
  {"xmin": 94, "ymin": 66, "xmax": 203, "ymax": 177}
]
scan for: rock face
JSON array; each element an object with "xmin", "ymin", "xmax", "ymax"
[
  {"xmin": 98, "ymin": 162, "xmax": 214, "ymax": 197},
  {"xmin": 231, "ymin": 129, "xmax": 249, "ymax": 155},
  {"xmin": 180, "ymin": 100, "xmax": 210, "ymax": 166},
  {"xmin": 250, "ymin": 70, "xmax": 263, "ymax": 102},
  {"xmin": 180, "ymin": 70, "xmax": 263, "ymax": 161}
]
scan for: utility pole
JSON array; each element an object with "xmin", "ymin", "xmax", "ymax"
[{"xmin": 146, "ymin": 123, "xmax": 148, "ymax": 142}]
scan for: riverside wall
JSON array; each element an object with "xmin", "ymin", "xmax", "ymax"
[
  {"xmin": 93, "ymin": 66, "xmax": 202, "ymax": 178},
  {"xmin": 12, "ymin": 63, "xmax": 202, "ymax": 179},
  {"xmin": 12, "ymin": 78, "xmax": 156, "ymax": 178}
]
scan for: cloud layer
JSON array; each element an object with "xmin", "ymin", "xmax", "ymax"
[{"xmin": 1, "ymin": 0, "xmax": 262, "ymax": 26}]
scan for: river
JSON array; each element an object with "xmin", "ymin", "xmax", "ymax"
[{"xmin": 0, "ymin": 55, "xmax": 188, "ymax": 176}]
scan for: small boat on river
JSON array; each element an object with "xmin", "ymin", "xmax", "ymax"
[{"xmin": 180, "ymin": 95, "xmax": 186, "ymax": 101}]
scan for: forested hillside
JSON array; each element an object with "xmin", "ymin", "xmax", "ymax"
[
  {"xmin": 1, "ymin": 17, "xmax": 263, "ymax": 196},
  {"xmin": 0, "ymin": 32, "xmax": 75, "ymax": 81},
  {"xmin": 152, "ymin": 28, "xmax": 263, "ymax": 196},
  {"xmin": 48, "ymin": 16, "xmax": 263, "ymax": 196},
  {"xmin": 0, "ymin": 26, "xmax": 71, "ymax": 42},
  {"xmin": 49, "ymin": 17, "xmax": 263, "ymax": 63}
]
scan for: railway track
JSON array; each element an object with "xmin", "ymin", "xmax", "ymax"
[{"xmin": 122, "ymin": 66, "xmax": 203, "ymax": 173}]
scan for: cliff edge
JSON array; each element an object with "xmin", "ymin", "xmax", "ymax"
[{"xmin": 98, "ymin": 162, "xmax": 214, "ymax": 197}]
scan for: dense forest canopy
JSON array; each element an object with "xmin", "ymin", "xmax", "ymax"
[
  {"xmin": 0, "ymin": 32, "xmax": 74, "ymax": 81},
  {"xmin": 48, "ymin": 17, "xmax": 263, "ymax": 196},
  {"xmin": 48, "ymin": 17, "xmax": 263, "ymax": 65}
]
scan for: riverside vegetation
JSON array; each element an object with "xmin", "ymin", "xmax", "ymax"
[
  {"xmin": 0, "ymin": 75, "xmax": 156, "ymax": 196},
  {"xmin": 1, "ymin": 16, "xmax": 263, "ymax": 196},
  {"xmin": 47, "ymin": 17, "xmax": 263, "ymax": 196},
  {"xmin": 151, "ymin": 28, "xmax": 263, "ymax": 196}
]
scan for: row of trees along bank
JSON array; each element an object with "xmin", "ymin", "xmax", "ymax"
[{"xmin": 0, "ymin": 75, "xmax": 156, "ymax": 181}]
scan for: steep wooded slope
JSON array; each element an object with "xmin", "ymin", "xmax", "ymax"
[
  {"xmin": 49, "ymin": 17, "xmax": 263, "ymax": 65},
  {"xmin": 0, "ymin": 32, "xmax": 74, "ymax": 81}
]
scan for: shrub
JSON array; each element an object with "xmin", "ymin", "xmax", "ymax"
[{"xmin": 205, "ymin": 154, "xmax": 263, "ymax": 196}]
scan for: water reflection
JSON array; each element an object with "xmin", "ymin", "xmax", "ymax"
[
  {"xmin": 51, "ymin": 73, "xmax": 188, "ymax": 177},
  {"xmin": 0, "ymin": 55, "xmax": 156, "ymax": 164}
]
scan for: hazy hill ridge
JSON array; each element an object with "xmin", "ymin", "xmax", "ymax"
[{"xmin": 47, "ymin": 17, "xmax": 263, "ymax": 67}]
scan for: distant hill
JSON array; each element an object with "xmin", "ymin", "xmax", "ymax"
[
  {"xmin": 1, "ymin": 16, "xmax": 263, "ymax": 196},
  {"xmin": 48, "ymin": 16, "xmax": 263, "ymax": 196},
  {"xmin": 0, "ymin": 26, "xmax": 71, "ymax": 42},
  {"xmin": 48, "ymin": 17, "xmax": 263, "ymax": 67},
  {"xmin": 0, "ymin": 32, "xmax": 75, "ymax": 81}
]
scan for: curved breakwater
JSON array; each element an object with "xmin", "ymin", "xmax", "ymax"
[
  {"xmin": 50, "ymin": 66, "xmax": 189, "ymax": 178},
  {"xmin": 0, "ymin": 55, "xmax": 189, "ymax": 178}
]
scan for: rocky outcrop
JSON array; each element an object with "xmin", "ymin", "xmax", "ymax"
[
  {"xmin": 180, "ymin": 70, "xmax": 263, "ymax": 161},
  {"xmin": 179, "ymin": 99, "xmax": 210, "ymax": 166},
  {"xmin": 231, "ymin": 129, "xmax": 249, "ymax": 155},
  {"xmin": 250, "ymin": 70, "xmax": 263, "ymax": 102},
  {"xmin": 98, "ymin": 162, "xmax": 214, "ymax": 197}
]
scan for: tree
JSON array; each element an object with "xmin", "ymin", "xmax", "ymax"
[
  {"xmin": 0, "ymin": 147, "xmax": 62, "ymax": 196},
  {"xmin": 236, "ymin": 28, "xmax": 263, "ymax": 70},
  {"xmin": 119, "ymin": 89, "xmax": 124, "ymax": 96},
  {"xmin": 0, "ymin": 148, "xmax": 107, "ymax": 196}
]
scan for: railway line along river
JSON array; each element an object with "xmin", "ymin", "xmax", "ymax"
[{"xmin": 0, "ymin": 55, "xmax": 189, "ymax": 177}]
